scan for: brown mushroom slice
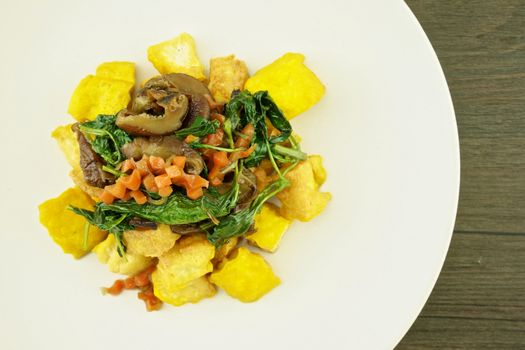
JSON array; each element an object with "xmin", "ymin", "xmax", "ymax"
[
  {"xmin": 182, "ymin": 94, "xmax": 211, "ymax": 128},
  {"xmin": 145, "ymin": 73, "xmax": 213, "ymax": 126},
  {"xmin": 121, "ymin": 135, "xmax": 205, "ymax": 174},
  {"xmin": 143, "ymin": 73, "xmax": 210, "ymax": 96},
  {"xmin": 116, "ymin": 94, "xmax": 189, "ymax": 136}
]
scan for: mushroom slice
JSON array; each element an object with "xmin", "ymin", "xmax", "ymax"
[{"xmin": 116, "ymin": 94, "xmax": 189, "ymax": 136}]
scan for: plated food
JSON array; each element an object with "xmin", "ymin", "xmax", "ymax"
[{"xmin": 39, "ymin": 33, "xmax": 331, "ymax": 310}]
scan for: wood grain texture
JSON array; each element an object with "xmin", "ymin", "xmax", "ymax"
[
  {"xmin": 398, "ymin": 233, "xmax": 525, "ymax": 349},
  {"xmin": 406, "ymin": 0, "xmax": 525, "ymax": 233},
  {"xmin": 397, "ymin": 0, "xmax": 525, "ymax": 349}
]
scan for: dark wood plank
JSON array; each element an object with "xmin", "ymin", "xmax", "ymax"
[
  {"xmin": 397, "ymin": 232, "xmax": 525, "ymax": 349},
  {"xmin": 399, "ymin": 1, "xmax": 525, "ymax": 347},
  {"xmin": 397, "ymin": 317, "xmax": 525, "ymax": 350},
  {"xmin": 406, "ymin": 0, "xmax": 525, "ymax": 233}
]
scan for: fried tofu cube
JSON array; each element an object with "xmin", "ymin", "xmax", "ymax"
[
  {"xmin": 152, "ymin": 275, "xmax": 216, "ymax": 307},
  {"xmin": 210, "ymin": 247, "xmax": 280, "ymax": 302},
  {"xmin": 208, "ymin": 55, "xmax": 249, "ymax": 103},
  {"xmin": 308, "ymin": 155, "xmax": 327, "ymax": 188},
  {"xmin": 68, "ymin": 75, "xmax": 133, "ymax": 122},
  {"xmin": 93, "ymin": 234, "xmax": 153, "ymax": 275},
  {"xmin": 124, "ymin": 224, "xmax": 180, "ymax": 257},
  {"xmin": 51, "ymin": 124, "xmax": 80, "ymax": 170},
  {"xmin": 152, "ymin": 234, "xmax": 215, "ymax": 288},
  {"xmin": 244, "ymin": 53, "xmax": 325, "ymax": 119},
  {"xmin": 151, "ymin": 234, "xmax": 216, "ymax": 306},
  {"xmin": 277, "ymin": 159, "xmax": 331, "ymax": 221},
  {"xmin": 38, "ymin": 187, "xmax": 107, "ymax": 258},
  {"xmin": 95, "ymin": 61, "xmax": 135, "ymax": 84},
  {"xmin": 147, "ymin": 33, "xmax": 206, "ymax": 80},
  {"xmin": 247, "ymin": 203, "xmax": 291, "ymax": 252}
]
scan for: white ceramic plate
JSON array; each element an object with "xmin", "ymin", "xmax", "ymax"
[{"xmin": 0, "ymin": 0, "xmax": 459, "ymax": 349}]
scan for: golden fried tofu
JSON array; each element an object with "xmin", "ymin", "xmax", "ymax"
[
  {"xmin": 152, "ymin": 275, "xmax": 216, "ymax": 307},
  {"xmin": 210, "ymin": 247, "xmax": 280, "ymax": 302},
  {"xmin": 152, "ymin": 234, "xmax": 215, "ymax": 289},
  {"xmin": 69, "ymin": 169, "xmax": 103, "ymax": 201},
  {"xmin": 308, "ymin": 155, "xmax": 327, "ymax": 188},
  {"xmin": 93, "ymin": 234, "xmax": 153, "ymax": 275},
  {"xmin": 95, "ymin": 61, "xmax": 135, "ymax": 84},
  {"xmin": 244, "ymin": 53, "xmax": 325, "ymax": 119},
  {"xmin": 124, "ymin": 224, "xmax": 180, "ymax": 257},
  {"xmin": 212, "ymin": 236, "xmax": 239, "ymax": 265},
  {"xmin": 38, "ymin": 187, "xmax": 107, "ymax": 259},
  {"xmin": 147, "ymin": 33, "xmax": 206, "ymax": 80},
  {"xmin": 208, "ymin": 55, "xmax": 249, "ymax": 103},
  {"xmin": 68, "ymin": 75, "xmax": 133, "ymax": 121},
  {"xmin": 247, "ymin": 203, "xmax": 291, "ymax": 252},
  {"xmin": 51, "ymin": 124, "xmax": 80, "ymax": 170},
  {"xmin": 277, "ymin": 159, "xmax": 331, "ymax": 221}
]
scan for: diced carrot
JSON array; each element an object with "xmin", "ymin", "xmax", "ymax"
[
  {"xmin": 154, "ymin": 174, "xmax": 172, "ymax": 189},
  {"xmin": 100, "ymin": 190, "xmax": 115, "ymax": 205},
  {"xmin": 124, "ymin": 277, "xmax": 135, "ymax": 289},
  {"xmin": 235, "ymin": 123, "xmax": 255, "ymax": 148},
  {"xmin": 104, "ymin": 280, "xmax": 125, "ymax": 295},
  {"xmin": 133, "ymin": 267, "xmax": 153, "ymax": 287},
  {"xmin": 148, "ymin": 156, "xmax": 165, "ymax": 174},
  {"xmin": 119, "ymin": 169, "xmax": 142, "ymax": 191},
  {"xmin": 105, "ymin": 182, "xmax": 127, "ymax": 199},
  {"xmin": 143, "ymin": 174, "xmax": 158, "ymax": 192},
  {"xmin": 209, "ymin": 173, "xmax": 223, "ymax": 187},
  {"xmin": 165, "ymin": 165, "xmax": 182, "ymax": 179},
  {"xmin": 186, "ymin": 187, "xmax": 203, "ymax": 200},
  {"xmin": 130, "ymin": 190, "xmax": 147, "ymax": 205},
  {"xmin": 121, "ymin": 190, "xmax": 132, "ymax": 201},
  {"xmin": 239, "ymin": 144, "xmax": 256, "ymax": 158},
  {"xmin": 171, "ymin": 156, "xmax": 186, "ymax": 169},
  {"xmin": 213, "ymin": 151, "xmax": 229, "ymax": 168},
  {"xmin": 135, "ymin": 157, "xmax": 151, "ymax": 177},
  {"xmin": 121, "ymin": 159, "xmax": 136, "ymax": 173},
  {"xmin": 158, "ymin": 186, "xmax": 173, "ymax": 198},
  {"xmin": 184, "ymin": 135, "xmax": 199, "ymax": 144},
  {"xmin": 203, "ymin": 128, "xmax": 224, "ymax": 146},
  {"xmin": 183, "ymin": 174, "xmax": 209, "ymax": 189}
]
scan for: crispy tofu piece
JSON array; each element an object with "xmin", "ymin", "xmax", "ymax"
[
  {"xmin": 68, "ymin": 61, "xmax": 135, "ymax": 121},
  {"xmin": 124, "ymin": 224, "xmax": 180, "ymax": 257},
  {"xmin": 152, "ymin": 234, "xmax": 215, "ymax": 289},
  {"xmin": 152, "ymin": 275, "xmax": 216, "ymax": 307},
  {"xmin": 208, "ymin": 55, "xmax": 249, "ymax": 103},
  {"xmin": 95, "ymin": 61, "xmax": 135, "ymax": 84},
  {"xmin": 151, "ymin": 234, "xmax": 216, "ymax": 306},
  {"xmin": 69, "ymin": 168, "xmax": 103, "ymax": 201},
  {"xmin": 147, "ymin": 33, "xmax": 206, "ymax": 80},
  {"xmin": 93, "ymin": 235, "xmax": 153, "ymax": 275},
  {"xmin": 38, "ymin": 187, "xmax": 107, "ymax": 258},
  {"xmin": 244, "ymin": 53, "xmax": 325, "ymax": 119},
  {"xmin": 51, "ymin": 124, "xmax": 80, "ymax": 170},
  {"xmin": 277, "ymin": 159, "xmax": 331, "ymax": 221},
  {"xmin": 308, "ymin": 155, "xmax": 327, "ymax": 188},
  {"xmin": 68, "ymin": 75, "xmax": 133, "ymax": 122},
  {"xmin": 247, "ymin": 203, "xmax": 291, "ymax": 252},
  {"xmin": 210, "ymin": 247, "xmax": 280, "ymax": 302}
]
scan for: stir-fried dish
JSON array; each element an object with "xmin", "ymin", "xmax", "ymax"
[{"xmin": 39, "ymin": 33, "xmax": 331, "ymax": 310}]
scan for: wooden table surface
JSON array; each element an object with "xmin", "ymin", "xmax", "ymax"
[{"xmin": 397, "ymin": 1, "xmax": 525, "ymax": 349}]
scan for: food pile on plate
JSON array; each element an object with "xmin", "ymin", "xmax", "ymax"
[{"xmin": 39, "ymin": 33, "xmax": 330, "ymax": 310}]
